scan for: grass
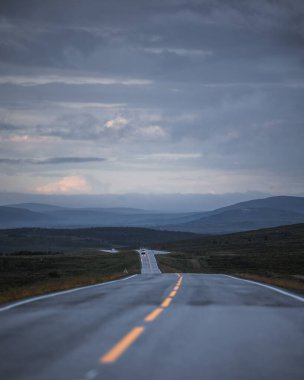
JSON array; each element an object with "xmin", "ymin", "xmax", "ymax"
[
  {"xmin": 1, "ymin": 223, "xmax": 304, "ymax": 302},
  {"xmin": 155, "ymin": 223, "xmax": 304, "ymax": 293},
  {"xmin": 0, "ymin": 250, "xmax": 140, "ymax": 304},
  {"xmin": 0, "ymin": 227, "xmax": 198, "ymax": 253}
]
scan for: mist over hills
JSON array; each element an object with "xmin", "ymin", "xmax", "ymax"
[
  {"xmin": 0, "ymin": 196, "xmax": 304, "ymax": 234},
  {"xmin": 166, "ymin": 207, "xmax": 304, "ymax": 234},
  {"xmin": 163, "ymin": 196, "xmax": 304, "ymax": 234},
  {"xmin": 209, "ymin": 196, "xmax": 304, "ymax": 215},
  {"xmin": 0, "ymin": 204, "xmax": 199, "ymax": 229},
  {"xmin": 0, "ymin": 192, "xmax": 272, "ymax": 212},
  {"xmin": 7, "ymin": 203, "xmax": 66, "ymax": 213}
]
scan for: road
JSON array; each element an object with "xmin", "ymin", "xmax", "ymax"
[
  {"xmin": 137, "ymin": 249, "xmax": 169, "ymax": 274},
  {"xmin": 0, "ymin": 266, "xmax": 303, "ymax": 379}
]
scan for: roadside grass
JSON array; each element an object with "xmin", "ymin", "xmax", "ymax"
[
  {"xmin": 0, "ymin": 250, "xmax": 140, "ymax": 304},
  {"xmin": 156, "ymin": 223, "xmax": 304, "ymax": 294},
  {"xmin": 157, "ymin": 254, "xmax": 304, "ymax": 293},
  {"xmin": 231, "ymin": 273, "xmax": 304, "ymax": 294}
]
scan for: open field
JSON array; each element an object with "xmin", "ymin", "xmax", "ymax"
[
  {"xmin": 156, "ymin": 223, "xmax": 304, "ymax": 293},
  {"xmin": 0, "ymin": 226, "xmax": 194, "ymax": 304},
  {"xmin": 0, "ymin": 250, "xmax": 140, "ymax": 303},
  {"xmin": 1, "ymin": 224, "xmax": 303, "ymax": 303},
  {"xmin": 0, "ymin": 227, "xmax": 198, "ymax": 253}
]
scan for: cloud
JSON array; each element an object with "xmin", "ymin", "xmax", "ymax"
[
  {"xmin": 102, "ymin": 116, "xmax": 168, "ymax": 141},
  {"xmin": 39, "ymin": 157, "xmax": 106, "ymax": 164},
  {"xmin": 143, "ymin": 47, "xmax": 213, "ymax": 57},
  {"xmin": 0, "ymin": 74, "xmax": 153, "ymax": 86},
  {"xmin": 35, "ymin": 175, "xmax": 90, "ymax": 194},
  {"xmin": 0, "ymin": 0, "xmax": 303, "ymax": 195},
  {"xmin": 31, "ymin": 113, "xmax": 168, "ymax": 142},
  {"xmin": 105, "ymin": 116, "xmax": 129, "ymax": 129},
  {"xmin": 0, "ymin": 157, "xmax": 106, "ymax": 165},
  {"xmin": 136, "ymin": 153, "xmax": 202, "ymax": 161},
  {"xmin": 54, "ymin": 101, "xmax": 126, "ymax": 109},
  {"xmin": 136, "ymin": 125, "xmax": 167, "ymax": 140}
]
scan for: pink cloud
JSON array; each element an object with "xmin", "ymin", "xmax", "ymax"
[{"xmin": 35, "ymin": 175, "xmax": 90, "ymax": 194}]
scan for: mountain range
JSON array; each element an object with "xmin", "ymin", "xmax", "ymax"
[{"xmin": 0, "ymin": 196, "xmax": 304, "ymax": 234}]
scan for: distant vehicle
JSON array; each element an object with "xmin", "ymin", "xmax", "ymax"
[{"xmin": 141, "ymin": 251, "xmax": 146, "ymax": 255}]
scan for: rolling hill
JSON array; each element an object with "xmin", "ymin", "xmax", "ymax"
[
  {"xmin": 0, "ymin": 204, "xmax": 200, "ymax": 229},
  {"xmin": 164, "ymin": 196, "xmax": 304, "ymax": 234},
  {"xmin": 1, "ymin": 196, "xmax": 304, "ymax": 234}
]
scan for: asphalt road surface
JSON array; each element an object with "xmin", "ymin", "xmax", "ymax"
[
  {"xmin": 0, "ymin": 273, "xmax": 303, "ymax": 379},
  {"xmin": 138, "ymin": 249, "xmax": 169, "ymax": 274}
]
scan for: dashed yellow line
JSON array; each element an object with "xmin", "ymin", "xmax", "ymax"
[
  {"xmin": 145, "ymin": 307, "xmax": 163, "ymax": 322},
  {"xmin": 161, "ymin": 297, "xmax": 172, "ymax": 308},
  {"xmin": 100, "ymin": 326, "xmax": 144, "ymax": 364},
  {"xmin": 100, "ymin": 274, "xmax": 183, "ymax": 364}
]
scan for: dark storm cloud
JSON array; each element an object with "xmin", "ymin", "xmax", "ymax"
[
  {"xmin": 0, "ymin": 0, "xmax": 303, "ymax": 81},
  {"xmin": 0, "ymin": 157, "xmax": 106, "ymax": 165},
  {"xmin": 0, "ymin": 25, "xmax": 103, "ymax": 69},
  {"xmin": 0, "ymin": 0, "xmax": 303, "ymax": 194},
  {"xmin": 0, "ymin": 122, "xmax": 21, "ymax": 131},
  {"xmin": 38, "ymin": 157, "xmax": 106, "ymax": 164}
]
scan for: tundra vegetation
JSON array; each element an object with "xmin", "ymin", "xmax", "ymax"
[
  {"xmin": 155, "ymin": 224, "xmax": 304, "ymax": 293},
  {"xmin": 1, "ymin": 224, "xmax": 303, "ymax": 303},
  {"xmin": 0, "ymin": 250, "xmax": 140, "ymax": 303}
]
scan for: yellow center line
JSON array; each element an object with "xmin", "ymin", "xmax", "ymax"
[
  {"xmin": 100, "ymin": 275, "xmax": 184, "ymax": 365},
  {"xmin": 161, "ymin": 297, "xmax": 172, "ymax": 308},
  {"xmin": 144, "ymin": 307, "xmax": 163, "ymax": 322},
  {"xmin": 100, "ymin": 326, "xmax": 144, "ymax": 364}
]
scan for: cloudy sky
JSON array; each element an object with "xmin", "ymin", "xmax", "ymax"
[{"xmin": 0, "ymin": 0, "xmax": 303, "ymax": 200}]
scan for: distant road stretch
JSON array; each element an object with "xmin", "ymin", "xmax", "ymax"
[
  {"xmin": 137, "ymin": 249, "xmax": 169, "ymax": 274},
  {"xmin": 0, "ymin": 254, "xmax": 303, "ymax": 380}
]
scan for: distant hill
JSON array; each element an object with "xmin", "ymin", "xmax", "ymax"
[
  {"xmin": 7, "ymin": 203, "xmax": 66, "ymax": 213},
  {"xmin": 0, "ymin": 206, "xmax": 58, "ymax": 228},
  {"xmin": 209, "ymin": 196, "xmax": 304, "ymax": 215},
  {"xmin": 7, "ymin": 203, "xmax": 150, "ymax": 215},
  {"xmin": 1, "ymin": 196, "xmax": 304, "ymax": 234},
  {"xmin": 165, "ymin": 207, "xmax": 304, "ymax": 234},
  {"xmin": 0, "ymin": 203, "xmax": 199, "ymax": 229},
  {"xmin": 163, "ymin": 196, "xmax": 304, "ymax": 234},
  {"xmin": 155, "ymin": 222, "xmax": 304, "ymax": 255}
]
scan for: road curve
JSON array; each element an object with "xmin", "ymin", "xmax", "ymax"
[{"xmin": 0, "ymin": 273, "xmax": 303, "ymax": 380}]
